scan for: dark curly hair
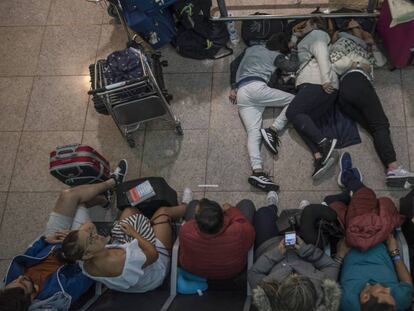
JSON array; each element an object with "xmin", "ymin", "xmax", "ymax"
[{"xmin": 0, "ymin": 287, "xmax": 31, "ymax": 311}]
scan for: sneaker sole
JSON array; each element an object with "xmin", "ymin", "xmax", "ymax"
[
  {"xmin": 386, "ymin": 176, "xmax": 414, "ymax": 188},
  {"xmin": 248, "ymin": 176, "xmax": 279, "ymax": 192},
  {"xmin": 313, "ymin": 156, "xmax": 337, "ymax": 180},
  {"xmin": 260, "ymin": 129, "xmax": 278, "ymax": 155},
  {"xmin": 119, "ymin": 159, "xmax": 128, "ymax": 184},
  {"xmin": 322, "ymin": 139, "xmax": 338, "ymax": 165}
]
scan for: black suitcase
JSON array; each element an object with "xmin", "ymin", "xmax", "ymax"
[{"xmin": 117, "ymin": 177, "xmax": 178, "ymax": 217}]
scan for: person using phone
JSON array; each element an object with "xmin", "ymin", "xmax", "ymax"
[{"xmin": 248, "ymin": 191, "xmax": 346, "ymax": 311}]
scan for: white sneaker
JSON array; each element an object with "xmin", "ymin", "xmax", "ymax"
[
  {"xmin": 298, "ymin": 200, "xmax": 310, "ymax": 209},
  {"xmin": 182, "ymin": 187, "xmax": 193, "ymax": 204},
  {"xmin": 266, "ymin": 191, "xmax": 279, "ymax": 206},
  {"xmin": 386, "ymin": 166, "xmax": 414, "ymax": 188}
]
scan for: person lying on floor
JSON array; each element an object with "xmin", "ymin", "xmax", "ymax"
[
  {"xmin": 329, "ymin": 19, "xmax": 414, "ymax": 188},
  {"xmin": 59, "ymin": 172, "xmax": 187, "ymax": 293},
  {"xmin": 228, "ymin": 33, "xmax": 298, "ymax": 192},
  {"xmin": 324, "ymin": 152, "xmax": 413, "ymax": 310},
  {"xmin": 285, "ymin": 17, "xmax": 339, "ymax": 180},
  {"xmin": 179, "ymin": 190, "xmax": 255, "ymax": 280},
  {"xmin": 248, "ymin": 191, "xmax": 344, "ymax": 311},
  {"xmin": 0, "ymin": 160, "xmax": 130, "ymax": 311}
]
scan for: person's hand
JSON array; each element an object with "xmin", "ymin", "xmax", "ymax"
[
  {"xmin": 322, "ymin": 83, "xmax": 335, "ymax": 94},
  {"xmin": 120, "ymin": 223, "xmax": 137, "ymax": 237},
  {"xmin": 229, "ymin": 89, "xmax": 237, "ymax": 105},
  {"xmin": 336, "ymin": 239, "xmax": 350, "ymax": 258},
  {"xmin": 278, "ymin": 239, "xmax": 287, "ymax": 255},
  {"xmin": 386, "ymin": 234, "xmax": 398, "ymax": 253},
  {"xmin": 294, "ymin": 235, "xmax": 304, "ymax": 250},
  {"xmin": 45, "ymin": 230, "xmax": 70, "ymax": 244},
  {"xmin": 222, "ymin": 203, "xmax": 232, "ymax": 211}
]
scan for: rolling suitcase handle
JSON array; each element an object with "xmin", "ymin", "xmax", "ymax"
[{"xmin": 55, "ymin": 144, "xmax": 81, "ymax": 159}]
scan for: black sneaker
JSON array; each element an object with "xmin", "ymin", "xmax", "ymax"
[
  {"xmin": 318, "ymin": 138, "xmax": 337, "ymax": 165},
  {"xmin": 260, "ymin": 128, "xmax": 280, "ymax": 155},
  {"xmin": 111, "ymin": 159, "xmax": 128, "ymax": 185},
  {"xmin": 248, "ymin": 172, "xmax": 279, "ymax": 192},
  {"xmin": 312, "ymin": 155, "xmax": 337, "ymax": 180}
]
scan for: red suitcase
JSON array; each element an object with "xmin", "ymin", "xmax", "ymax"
[
  {"xmin": 377, "ymin": 0, "xmax": 414, "ymax": 68},
  {"xmin": 50, "ymin": 144, "xmax": 111, "ymax": 186}
]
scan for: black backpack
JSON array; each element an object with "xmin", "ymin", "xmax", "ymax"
[
  {"xmin": 241, "ymin": 12, "xmax": 286, "ymax": 46},
  {"xmin": 173, "ymin": 0, "xmax": 232, "ymax": 59}
]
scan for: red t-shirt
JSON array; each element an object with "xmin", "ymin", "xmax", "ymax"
[
  {"xmin": 25, "ymin": 253, "xmax": 62, "ymax": 294},
  {"xmin": 179, "ymin": 207, "xmax": 255, "ymax": 280}
]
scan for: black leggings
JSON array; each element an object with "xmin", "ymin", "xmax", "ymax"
[
  {"xmin": 286, "ymin": 83, "xmax": 338, "ymax": 154},
  {"xmin": 338, "ymin": 72, "xmax": 396, "ymax": 167}
]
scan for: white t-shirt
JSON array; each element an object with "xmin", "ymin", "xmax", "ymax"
[{"xmin": 80, "ymin": 239, "xmax": 169, "ymax": 293}]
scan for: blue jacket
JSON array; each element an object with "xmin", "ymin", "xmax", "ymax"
[{"xmin": 1, "ymin": 237, "xmax": 94, "ymax": 311}]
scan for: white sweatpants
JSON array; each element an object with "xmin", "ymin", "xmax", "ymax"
[{"xmin": 237, "ymin": 81, "xmax": 294, "ymax": 170}]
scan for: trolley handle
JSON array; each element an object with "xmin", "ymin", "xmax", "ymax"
[{"xmin": 88, "ymin": 76, "xmax": 148, "ymax": 95}]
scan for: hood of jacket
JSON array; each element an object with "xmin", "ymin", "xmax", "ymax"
[{"xmin": 252, "ymin": 278, "xmax": 341, "ymax": 311}]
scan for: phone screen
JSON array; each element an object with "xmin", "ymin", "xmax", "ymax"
[{"xmin": 285, "ymin": 232, "xmax": 296, "ymax": 246}]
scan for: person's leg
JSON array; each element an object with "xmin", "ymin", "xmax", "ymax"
[
  {"xmin": 286, "ymin": 85, "xmax": 330, "ymax": 146},
  {"xmin": 340, "ymin": 73, "xmax": 396, "ymax": 168},
  {"xmin": 249, "ymin": 82, "xmax": 294, "ymax": 131},
  {"xmin": 254, "ymin": 205, "xmax": 279, "ymax": 249},
  {"xmin": 235, "ymin": 199, "xmax": 255, "ymax": 223},
  {"xmin": 299, "ymin": 204, "xmax": 337, "ymax": 247},
  {"xmin": 53, "ymin": 179, "xmax": 116, "ymax": 218},
  {"xmin": 151, "ymin": 204, "xmax": 187, "ymax": 252},
  {"xmin": 323, "ymin": 192, "xmax": 351, "ymax": 206},
  {"xmin": 238, "ymin": 105, "xmax": 266, "ymax": 171},
  {"xmin": 184, "ymin": 200, "xmax": 199, "ymax": 221}
]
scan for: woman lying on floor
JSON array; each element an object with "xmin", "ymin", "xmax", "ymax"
[
  {"xmin": 285, "ymin": 17, "xmax": 340, "ymax": 180},
  {"xmin": 329, "ymin": 19, "xmax": 414, "ymax": 188}
]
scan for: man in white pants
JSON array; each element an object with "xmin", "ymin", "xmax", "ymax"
[{"xmin": 229, "ymin": 33, "xmax": 298, "ymax": 191}]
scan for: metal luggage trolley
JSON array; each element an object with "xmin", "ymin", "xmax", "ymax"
[{"xmin": 88, "ymin": 48, "xmax": 183, "ymax": 148}]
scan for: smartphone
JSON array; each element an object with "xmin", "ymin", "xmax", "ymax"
[{"xmin": 284, "ymin": 231, "xmax": 297, "ymax": 249}]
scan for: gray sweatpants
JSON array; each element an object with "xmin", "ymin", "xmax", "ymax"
[{"xmin": 237, "ymin": 81, "xmax": 294, "ymax": 170}]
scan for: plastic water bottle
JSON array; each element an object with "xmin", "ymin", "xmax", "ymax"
[{"xmin": 226, "ymin": 13, "xmax": 239, "ymax": 45}]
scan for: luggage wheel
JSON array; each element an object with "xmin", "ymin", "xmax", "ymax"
[
  {"xmin": 107, "ymin": 4, "xmax": 120, "ymax": 24},
  {"xmin": 126, "ymin": 134, "xmax": 136, "ymax": 148},
  {"xmin": 175, "ymin": 122, "xmax": 183, "ymax": 136}
]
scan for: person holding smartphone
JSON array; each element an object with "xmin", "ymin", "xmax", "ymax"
[{"xmin": 248, "ymin": 191, "xmax": 347, "ymax": 311}]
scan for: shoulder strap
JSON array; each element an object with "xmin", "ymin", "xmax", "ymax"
[{"xmin": 296, "ymin": 55, "xmax": 314, "ymax": 76}]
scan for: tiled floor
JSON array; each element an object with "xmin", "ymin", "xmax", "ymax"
[{"xmin": 0, "ymin": 0, "xmax": 413, "ymax": 280}]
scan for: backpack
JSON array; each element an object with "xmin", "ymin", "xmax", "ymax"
[
  {"xmin": 173, "ymin": 0, "xmax": 232, "ymax": 59},
  {"xmin": 241, "ymin": 12, "xmax": 286, "ymax": 46}
]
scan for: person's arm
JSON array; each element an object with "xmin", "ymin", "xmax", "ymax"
[
  {"xmin": 274, "ymin": 51, "xmax": 299, "ymax": 72},
  {"xmin": 248, "ymin": 239, "xmax": 286, "ymax": 288},
  {"xmin": 296, "ymin": 237, "xmax": 341, "ymax": 280},
  {"xmin": 309, "ymin": 38, "xmax": 333, "ymax": 86},
  {"xmin": 387, "ymin": 234, "xmax": 413, "ymax": 285},
  {"xmin": 121, "ymin": 223, "xmax": 159, "ymax": 268},
  {"xmin": 230, "ymin": 50, "xmax": 246, "ymax": 89},
  {"xmin": 225, "ymin": 207, "xmax": 255, "ymax": 251}
]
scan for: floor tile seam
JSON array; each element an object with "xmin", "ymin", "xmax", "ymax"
[
  {"xmin": 0, "ymin": 74, "xmax": 89, "ymax": 78},
  {"xmin": 0, "ymin": 192, "xmax": 10, "ymax": 233},
  {"xmin": 400, "ymin": 70, "xmax": 412, "ymax": 171},
  {"xmin": 204, "ymin": 188, "xmax": 406, "ymax": 193},
  {"xmin": 81, "ymin": 24, "xmax": 104, "ymax": 142},
  {"xmin": 203, "ymin": 72, "xmax": 215, "ymax": 187},
  {"xmin": 164, "ymin": 70, "xmax": 214, "ymax": 75},
  {"xmin": 138, "ymin": 127, "xmax": 147, "ymax": 177}
]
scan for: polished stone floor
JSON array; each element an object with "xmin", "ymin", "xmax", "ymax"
[{"xmin": 0, "ymin": 0, "xmax": 413, "ymax": 278}]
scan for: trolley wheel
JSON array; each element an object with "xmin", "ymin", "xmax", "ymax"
[
  {"xmin": 175, "ymin": 123, "xmax": 184, "ymax": 136},
  {"xmin": 107, "ymin": 4, "xmax": 121, "ymax": 24},
  {"xmin": 127, "ymin": 138, "xmax": 136, "ymax": 148}
]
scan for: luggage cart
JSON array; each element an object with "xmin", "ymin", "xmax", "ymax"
[
  {"xmin": 210, "ymin": 0, "xmax": 380, "ymax": 22},
  {"xmin": 88, "ymin": 48, "xmax": 183, "ymax": 148}
]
